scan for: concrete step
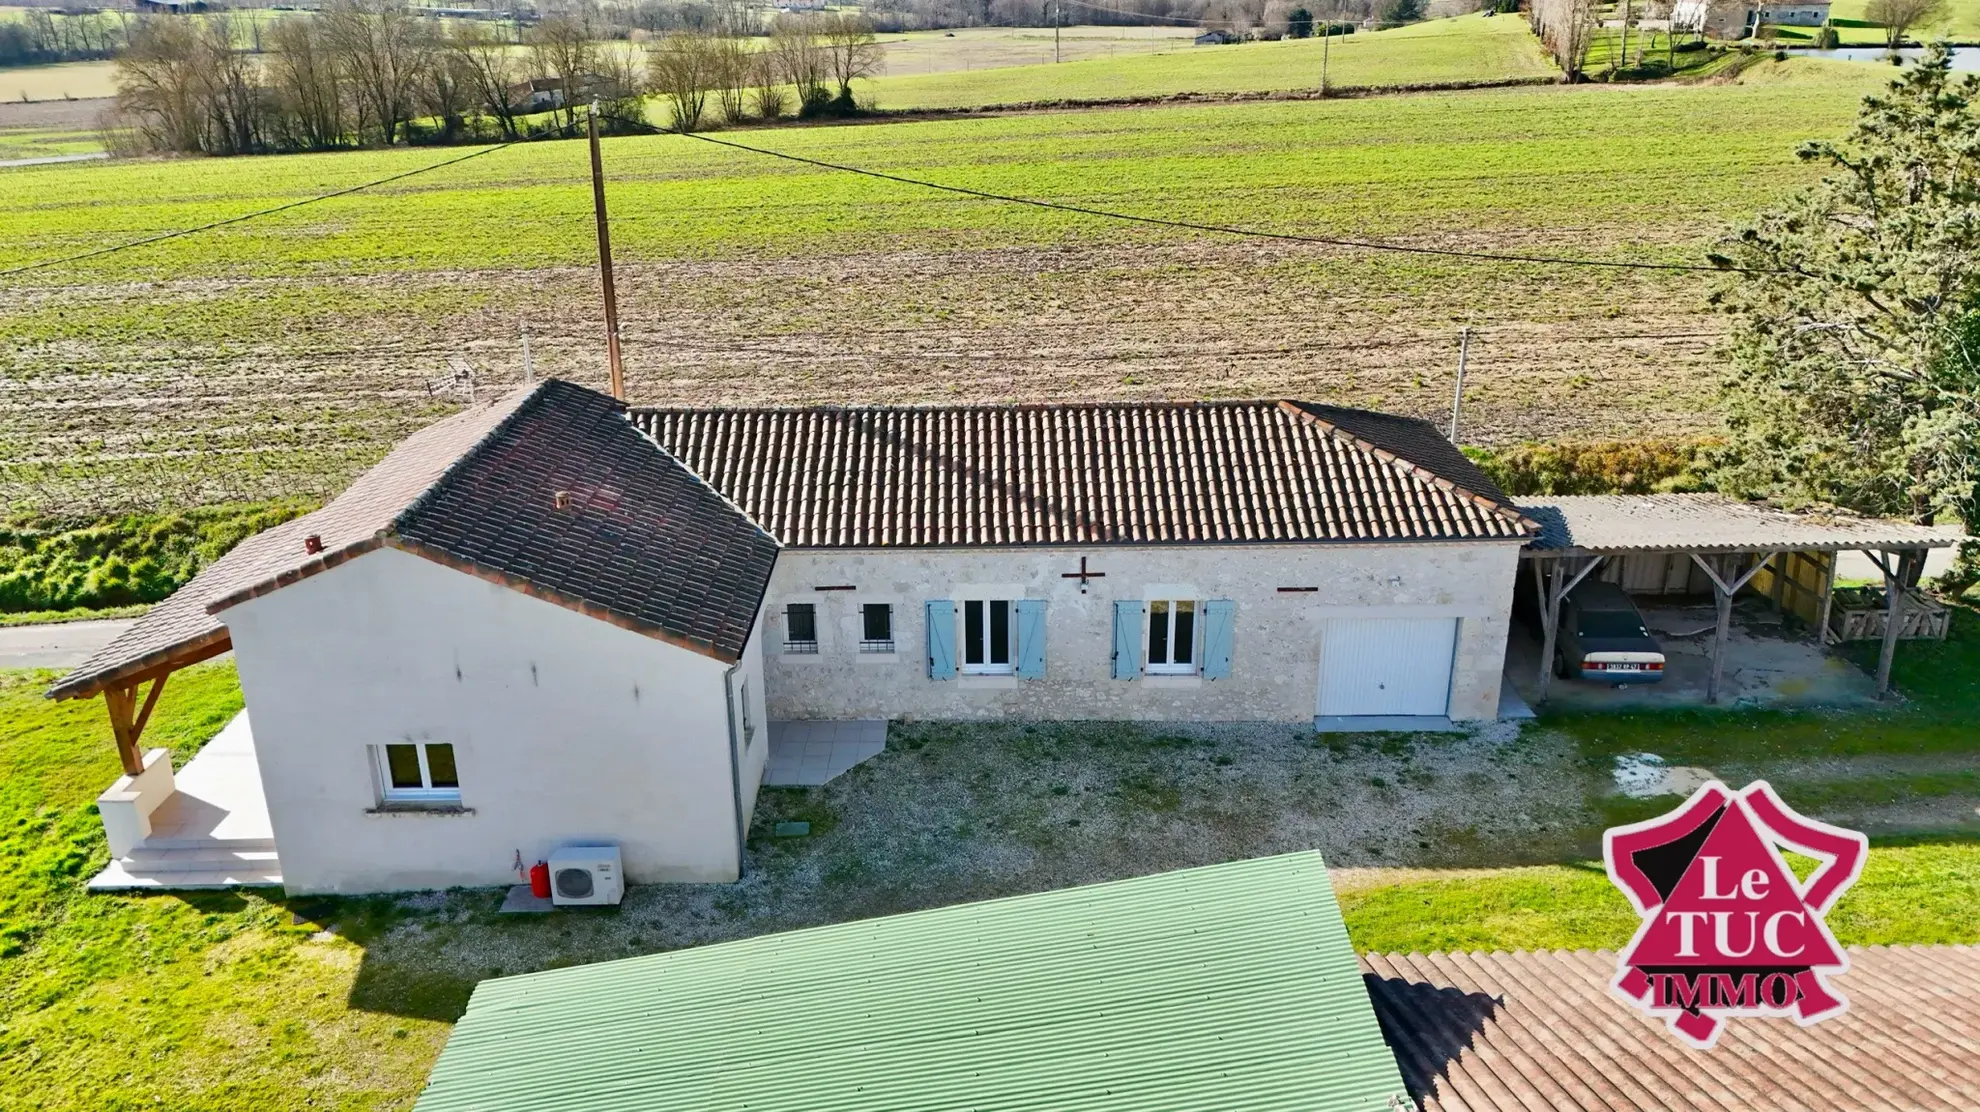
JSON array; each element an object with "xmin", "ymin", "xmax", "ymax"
[
  {"xmin": 140, "ymin": 835, "xmax": 278, "ymax": 852},
  {"xmin": 120, "ymin": 847, "xmax": 282, "ymax": 872},
  {"xmin": 89, "ymin": 860, "xmax": 284, "ymax": 891}
]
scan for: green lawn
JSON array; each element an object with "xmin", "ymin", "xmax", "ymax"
[
  {"xmin": 868, "ymin": 14, "xmax": 1558, "ymax": 110},
  {"xmin": 1827, "ymin": 0, "xmax": 1980, "ymax": 41},
  {"xmin": 2, "ymin": 640, "xmax": 1975, "ymax": 1109}
]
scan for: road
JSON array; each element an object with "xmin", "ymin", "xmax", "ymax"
[{"xmin": 0, "ymin": 619, "xmax": 135, "ymax": 671}]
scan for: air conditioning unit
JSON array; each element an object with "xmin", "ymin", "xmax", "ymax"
[{"xmin": 548, "ymin": 845, "xmax": 623, "ymax": 907}]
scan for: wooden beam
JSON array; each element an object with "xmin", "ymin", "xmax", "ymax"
[
  {"xmin": 1688, "ymin": 551, "xmax": 1774, "ymax": 706},
  {"xmin": 103, "ymin": 685, "xmax": 143, "ymax": 777},
  {"xmin": 132, "ymin": 672, "xmax": 168, "ymax": 739},
  {"xmin": 1876, "ymin": 549, "xmax": 1909, "ymax": 699},
  {"xmin": 1535, "ymin": 554, "xmax": 1607, "ymax": 703}
]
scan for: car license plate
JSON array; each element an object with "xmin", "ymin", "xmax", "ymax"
[{"xmin": 1609, "ymin": 663, "xmax": 1642, "ymax": 672}]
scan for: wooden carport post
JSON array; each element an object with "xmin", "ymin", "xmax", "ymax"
[
  {"xmin": 1688, "ymin": 551, "xmax": 1776, "ymax": 705},
  {"xmin": 1532, "ymin": 553, "xmax": 1608, "ymax": 702},
  {"xmin": 1863, "ymin": 548, "xmax": 1919, "ymax": 699},
  {"xmin": 103, "ymin": 674, "xmax": 169, "ymax": 777}
]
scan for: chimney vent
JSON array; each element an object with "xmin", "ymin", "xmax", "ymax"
[
  {"xmin": 554, "ymin": 490, "xmax": 572, "ymax": 510},
  {"xmin": 304, "ymin": 534, "xmax": 324, "ymax": 555}
]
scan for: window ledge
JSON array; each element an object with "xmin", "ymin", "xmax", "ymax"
[
  {"xmin": 366, "ymin": 803, "xmax": 475, "ymax": 817},
  {"xmin": 1142, "ymin": 675, "xmax": 1205, "ymax": 689},
  {"xmin": 958, "ymin": 674, "xmax": 1019, "ymax": 690}
]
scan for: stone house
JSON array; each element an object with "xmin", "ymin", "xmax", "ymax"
[{"xmin": 49, "ymin": 379, "xmax": 1535, "ymax": 894}]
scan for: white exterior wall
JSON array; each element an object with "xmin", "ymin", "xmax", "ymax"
[
  {"xmin": 222, "ymin": 546, "xmax": 765, "ymax": 894},
  {"xmin": 761, "ymin": 541, "xmax": 1522, "ymax": 723}
]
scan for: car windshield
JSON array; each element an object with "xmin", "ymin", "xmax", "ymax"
[{"xmin": 1579, "ymin": 611, "xmax": 1648, "ymax": 638}]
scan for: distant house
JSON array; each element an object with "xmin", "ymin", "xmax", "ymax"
[
  {"xmin": 1671, "ymin": 0, "xmax": 1829, "ymax": 38},
  {"xmin": 506, "ymin": 77, "xmax": 565, "ymax": 114},
  {"xmin": 134, "ymin": 0, "xmax": 208, "ymax": 11},
  {"xmin": 1195, "ymin": 29, "xmax": 1238, "ymax": 44}
]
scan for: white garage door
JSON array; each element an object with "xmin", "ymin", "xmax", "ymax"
[{"xmin": 1316, "ymin": 618, "xmax": 1458, "ymax": 718}]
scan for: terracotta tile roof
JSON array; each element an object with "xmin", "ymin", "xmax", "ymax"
[
  {"xmin": 634, "ymin": 400, "xmax": 1531, "ymax": 548},
  {"xmin": 1361, "ymin": 946, "xmax": 1980, "ymax": 1111},
  {"xmin": 379, "ymin": 380, "xmax": 778, "ymax": 662},
  {"xmin": 1523, "ymin": 494, "xmax": 1966, "ymax": 554},
  {"xmin": 49, "ymin": 381, "xmax": 778, "ymax": 700}
]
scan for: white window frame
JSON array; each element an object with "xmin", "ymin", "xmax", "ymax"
[
  {"xmin": 375, "ymin": 742, "xmax": 461, "ymax": 805},
  {"xmin": 961, "ymin": 599, "xmax": 1016, "ymax": 675},
  {"xmin": 1146, "ymin": 598, "xmax": 1200, "ymax": 675},
  {"xmin": 860, "ymin": 602, "xmax": 896, "ymax": 653},
  {"xmin": 784, "ymin": 602, "xmax": 819, "ymax": 654}
]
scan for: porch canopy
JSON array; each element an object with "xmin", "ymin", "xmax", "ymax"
[{"xmin": 1519, "ymin": 494, "xmax": 1965, "ymax": 703}]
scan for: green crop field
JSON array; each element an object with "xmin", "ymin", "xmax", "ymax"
[
  {"xmin": 2, "ymin": 59, "xmax": 1887, "ymax": 518},
  {"xmin": 874, "ymin": 24, "xmax": 1199, "ymax": 78},
  {"xmin": 871, "ymin": 13, "xmax": 1558, "ymax": 109}
]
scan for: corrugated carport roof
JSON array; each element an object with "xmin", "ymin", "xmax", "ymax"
[
  {"xmin": 414, "ymin": 853, "xmax": 1410, "ymax": 1112},
  {"xmin": 1363, "ymin": 945, "xmax": 1980, "ymax": 1111},
  {"xmin": 1521, "ymin": 493, "xmax": 1966, "ymax": 555}
]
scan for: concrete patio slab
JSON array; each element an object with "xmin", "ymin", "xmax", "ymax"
[
  {"xmin": 89, "ymin": 711, "xmax": 282, "ymax": 891},
  {"xmin": 764, "ymin": 720, "xmax": 886, "ymax": 787}
]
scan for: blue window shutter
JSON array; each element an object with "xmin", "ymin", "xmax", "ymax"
[
  {"xmin": 1112, "ymin": 600, "xmax": 1144, "ymax": 680},
  {"xmin": 1015, "ymin": 599, "xmax": 1047, "ymax": 679},
  {"xmin": 1202, "ymin": 599, "xmax": 1236, "ymax": 680},
  {"xmin": 926, "ymin": 600, "xmax": 956, "ymax": 680}
]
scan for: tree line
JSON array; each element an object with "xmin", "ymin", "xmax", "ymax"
[
  {"xmin": 1, "ymin": 8, "xmax": 134, "ymax": 68},
  {"xmin": 107, "ymin": 0, "xmax": 882, "ymax": 155}
]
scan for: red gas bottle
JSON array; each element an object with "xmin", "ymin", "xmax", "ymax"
[{"xmin": 528, "ymin": 861, "xmax": 551, "ymax": 899}]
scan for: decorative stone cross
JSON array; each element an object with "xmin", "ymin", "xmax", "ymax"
[{"xmin": 1061, "ymin": 556, "xmax": 1106, "ymax": 594}]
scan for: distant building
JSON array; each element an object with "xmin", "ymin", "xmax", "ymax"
[
  {"xmin": 1671, "ymin": 0, "xmax": 1830, "ymax": 38},
  {"xmin": 1194, "ymin": 29, "xmax": 1237, "ymax": 44},
  {"xmin": 134, "ymin": 0, "xmax": 209, "ymax": 12}
]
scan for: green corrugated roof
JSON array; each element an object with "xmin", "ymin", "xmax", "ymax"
[{"xmin": 414, "ymin": 852, "xmax": 1410, "ymax": 1112}]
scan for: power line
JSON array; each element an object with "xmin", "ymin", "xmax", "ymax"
[
  {"xmin": 605, "ymin": 116, "xmax": 1761, "ymax": 276},
  {"xmin": 0, "ymin": 123, "xmax": 578, "ymax": 279}
]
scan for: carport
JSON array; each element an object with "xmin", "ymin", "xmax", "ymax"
[{"xmin": 1519, "ymin": 494, "xmax": 1965, "ymax": 704}]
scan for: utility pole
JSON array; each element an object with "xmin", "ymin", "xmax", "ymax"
[
  {"xmin": 1320, "ymin": 16, "xmax": 1331, "ymax": 96},
  {"xmin": 1054, "ymin": 1, "xmax": 1061, "ymax": 63},
  {"xmin": 520, "ymin": 320, "xmax": 534, "ymax": 383},
  {"xmin": 587, "ymin": 102, "xmax": 625, "ymax": 401},
  {"xmin": 1448, "ymin": 326, "xmax": 1470, "ymax": 442}
]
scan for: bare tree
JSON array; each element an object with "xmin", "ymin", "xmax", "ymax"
[
  {"xmin": 323, "ymin": 0, "xmax": 436, "ymax": 146},
  {"xmin": 648, "ymin": 29, "xmax": 719, "ymax": 131},
  {"xmin": 1529, "ymin": 0, "xmax": 1594, "ymax": 81},
  {"xmin": 1866, "ymin": 0, "xmax": 1945, "ymax": 48},
  {"xmin": 113, "ymin": 15, "xmax": 264, "ymax": 153},
  {"xmin": 819, "ymin": 13, "xmax": 883, "ymax": 105},
  {"xmin": 448, "ymin": 21, "xmax": 524, "ymax": 139},
  {"xmin": 529, "ymin": 10, "xmax": 598, "ymax": 133},
  {"xmin": 771, "ymin": 14, "xmax": 832, "ymax": 113},
  {"xmin": 266, "ymin": 15, "xmax": 348, "ymax": 150},
  {"xmin": 712, "ymin": 34, "xmax": 751, "ymax": 123},
  {"xmin": 750, "ymin": 46, "xmax": 788, "ymax": 119}
]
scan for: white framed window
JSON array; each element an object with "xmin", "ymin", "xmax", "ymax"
[
  {"xmin": 1147, "ymin": 599, "xmax": 1198, "ymax": 675},
  {"xmin": 784, "ymin": 603, "xmax": 818, "ymax": 654},
  {"xmin": 861, "ymin": 603, "xmax": 895, "ymax": 653},
  {"xmin": 962, "ymin": 599, "xmax": 1014, "ymax": 674},
  {"xmin": 376, "ymin": 742, "xmax": 460, "ymax": 805}
]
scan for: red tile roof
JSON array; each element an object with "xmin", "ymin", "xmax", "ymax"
[
  {"xmin": 1361, "ymin": 946, "xmax": 1980, "ymax": 1111},
  {"xmin": 49, "ymin": 381, "xmax": 778, "ymax": 700},
  {"xmin": 635, "ymin": 400, "xmax": 1531, "ymax": 548}
]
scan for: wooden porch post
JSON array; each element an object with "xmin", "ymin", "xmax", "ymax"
[
  {"xmin": 101, "ymin": 673, "xmax": 169, "ymax": 777},
  {"xmin": 1871, "ymin": 548, "xmax": 1914, "ymax": 699},
  {"xmin": 1688, "ymin": 551, "xmax": 1776, "ymax": 706},
  {"xmin": 1535, "ymin": 554, "xmax": 1608, "ymax": 703}
]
